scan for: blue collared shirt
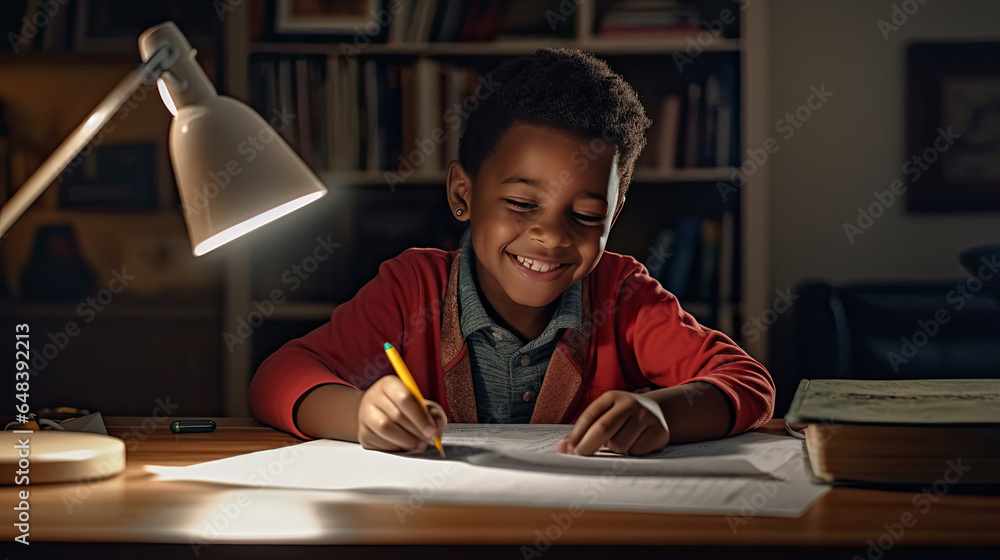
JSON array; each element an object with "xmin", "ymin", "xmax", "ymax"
[{"xmin": 457, "ymin": 239, "xmax": 583, "ymax": 423}]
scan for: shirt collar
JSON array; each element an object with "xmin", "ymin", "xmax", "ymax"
[{"xmin": 457, "ymin": 238, "xmax": 582, "ymax": 342}]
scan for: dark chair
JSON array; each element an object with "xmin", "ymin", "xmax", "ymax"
[{"xmin": 783, "ymin": 245, "xmax": 1000, "ymax": 414}]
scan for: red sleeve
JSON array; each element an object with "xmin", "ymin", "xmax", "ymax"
[
  {"xmin": 248, "ymin": 254, "xmax": 418, "ymax": 439},
  {"xmin": 619, "ymin": 266, "xmax": 775, "ymax": 435}
]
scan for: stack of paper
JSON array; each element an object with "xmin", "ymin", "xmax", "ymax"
[{"xmin": 149, "ymin": 426, "xmax": 829, "ymax": 518}]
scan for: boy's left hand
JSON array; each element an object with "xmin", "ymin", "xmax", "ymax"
[{"xmin": 557, "ymin": 391, "xmax": 670, "ymax": 456}]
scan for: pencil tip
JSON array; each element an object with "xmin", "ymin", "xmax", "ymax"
[{"xmin": 383, "ymin": 342, "xmax": 392, "ymax": 350}]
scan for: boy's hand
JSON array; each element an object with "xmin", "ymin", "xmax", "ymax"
[
  {"xmin": 557, "ymin": 391, "xmax": 670, "ymax": 456},
  {"xmin": 357, "ymin": 376, "xmax": 447, "ymax": 452}
]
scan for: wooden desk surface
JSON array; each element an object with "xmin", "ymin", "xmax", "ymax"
[{"xmin": 1, "ymin": 417, "xmax": 998, "ymax": 556}]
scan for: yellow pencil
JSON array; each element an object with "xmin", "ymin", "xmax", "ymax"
[{"xmin": 383, "ymin": 342, "xmax": 445, "ymax": 458}]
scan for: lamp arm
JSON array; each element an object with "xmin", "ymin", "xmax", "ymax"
[{"xmin": 0, "ymin": 44, "xmax": 179, "ymax": 238}]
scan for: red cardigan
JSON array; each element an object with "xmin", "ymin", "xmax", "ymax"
[{"xmin": 249, "ymin": 248, "xmax": 775, "ymax": 439}]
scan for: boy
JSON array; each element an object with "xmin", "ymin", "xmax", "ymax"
[{"xmin": 249, "ymin": 48, "xmax": 774, "ymax": 456}]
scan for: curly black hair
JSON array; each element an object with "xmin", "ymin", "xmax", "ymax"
[{"xmin": 457, "ymin": 48, "xmax": 651, "ymax": 202}]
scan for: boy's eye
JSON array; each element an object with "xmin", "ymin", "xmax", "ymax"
[
  {"xmin": 573, "ymin": 213, "xmax": 605, "ymax": 225},
  {"xmin": 504, "ymin": 199, "xmax": 537, "ymax": 211}
]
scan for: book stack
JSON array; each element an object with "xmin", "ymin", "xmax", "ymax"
[
  {"xmin": 787, "ymin": 378, "xmax": 1000, "ymax": 484},
  {"xmin": 595, "ymin": 0, "xmax": 702, "ymax": 39},
  {"xmin": 648, "ymin": 213, "xmax": 735, "ymax": 325},
  {"xmin": 249, "ymin": 55, "xmax": 485, "ymax": 177},
  {"xmin": 386, "ymin": 0, "xmax": 598, "ymax": 43},
  {"xmin": 248, "ymin": 55, "xmax": 329, "ymax": 171},
  {"xmin": 638, "ymin": 64, "xmax": 738, "ymax": 171}
]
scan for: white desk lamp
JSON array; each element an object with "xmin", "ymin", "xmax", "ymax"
[
  {"xmin": 0, "ymin": 21, "xmax": 327, "ymax": 254},
  {"xmin": 0, "ymin": 22, "xmax": 327, "ymax": 483}
]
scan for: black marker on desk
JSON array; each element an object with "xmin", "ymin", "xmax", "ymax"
[{"xmin": 170, "ymin": 420, "xmax": 216, "ymax": 434}]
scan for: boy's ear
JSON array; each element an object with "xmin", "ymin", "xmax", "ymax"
[{"xmin": 446, "ymin": 160, "xmax": 472, "ymax": 221}]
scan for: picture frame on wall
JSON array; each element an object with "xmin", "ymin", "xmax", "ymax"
[{"xmin": 906, "ymin": 41, "xmax": 1000, "ymax": 212}]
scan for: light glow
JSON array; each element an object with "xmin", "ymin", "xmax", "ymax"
[
  {"xmin": 83, "ymin": 111, "xmax": 107, "ymax": 134},
  {"xmin": 43, "ymin": 449, "xmax": 100, "ymax": 461},
  {"xmin": 158, "ymin": 78, "xmax": 178, "ymax": 116},
  {"xmin": 193, "ymin": 191, "xmax": 325, "ymax": 256}
]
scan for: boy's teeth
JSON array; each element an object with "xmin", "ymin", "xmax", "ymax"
[{"xmin": 515, "ymin": 254, "xmax": 560, "ymax": 273}]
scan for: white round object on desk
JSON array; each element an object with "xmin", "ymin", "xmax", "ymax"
[{"xmin": 0, "ymin": 431, "xmax": 125, "ymax": 484}]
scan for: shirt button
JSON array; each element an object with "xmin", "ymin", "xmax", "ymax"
[
  {"xmin": 492, "ymin": 331, "xmax": 503, "ymax": 341},
  {"xmin": 520, "ymin": 355, "xmax": 531, "ymax": 367},
  {"xmin": 522, "ymin": 391, "xmax": 536, "ymax": 402}
]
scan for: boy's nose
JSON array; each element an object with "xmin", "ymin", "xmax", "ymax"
[{"xmin": 529, "ymin": 216, "xmax": 572, "ymax": 248}]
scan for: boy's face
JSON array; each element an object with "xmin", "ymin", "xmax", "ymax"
[{"xmin": 449, "ymin": 123, "xmax": 620, "ymax": 312}]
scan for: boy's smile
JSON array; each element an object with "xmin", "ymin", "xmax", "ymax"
[{"xmin": 448, "ymin": 123, "xmax": 620, "ymax": 339}]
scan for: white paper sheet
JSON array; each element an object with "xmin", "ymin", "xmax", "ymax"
[{"xmin": 148, "ymin": 426, "xmax": 829, "ymax": 517}]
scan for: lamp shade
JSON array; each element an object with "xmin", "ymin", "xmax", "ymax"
[
  {"xmin": 170, "ymin": 98, "xmax": 327, "ymax": 256},
  {"xmin": 139, "ymin": 22, "xmax": 327, "ymax": 256}
]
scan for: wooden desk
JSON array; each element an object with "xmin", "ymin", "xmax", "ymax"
[{"xmin": 1, "ymin": 418, "xmax": 998, "ymax": 559}]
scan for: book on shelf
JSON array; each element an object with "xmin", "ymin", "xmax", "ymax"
[
  {"xmin": 383, "ymin": 0, "xmax": 537, "ymax": 43},
  {"xmin": 697, "ymin": 219, "xmax": 721, "ymax": 302},
  {"xmin": 595, "ymin": 0, "xmax": 701, "ymax": 39},
  {"xmin": 636, "ymin": 62, "xmax": 737, "ymax": 174},
  {"xmin": 275, "ymin": 57, "xmax": 297, "ymax": 150},
  {"xmin": 786, "ymin": 378, "xmax": 1000, "ymax": 484},
  {"xmin": 661, "ymin": 215, "xmax": 699, "ymax": 301},
  {"xmin": 682, "ymin": 81, "xmax": 701, "ymax": 169},
  {"xmin": 250, "ymin": 53, "xmax": 485, "ymax": 177},
  {"xmin": 645, "ymin": 94, "xmax": 681, "ymax": 170},
  {"xmin": 250, "ymin": 54, "xmax": 331, "ymax": 172},
  {"xmin": 651, "ymin": 215, "xmax": 724, "ymax": 320}
]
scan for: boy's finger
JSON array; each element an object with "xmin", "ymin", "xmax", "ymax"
[
  {"xmin": 372, "ymin": 395, "xmax": 429, "ymax": 447},
  {"xmin": 572, "ymin": 406, "xmax": 631, "ymax": 456},
  {"xmin": 361, "ymin": 421, "xmax": 416, "ymax": 452},
  {"xmin": 606, "ymin": 418, "xmax": 647, "ymax": 455},
  {"xmin": 560, "ymin": 394, "xmax": 615, "ymax": 452},
  {"xmin": 370, "ymin": 406, "xmax": 427, "ymax": 451},
  {"xmin": 427, "ymin": 402, "xmax": 448, "ymax": 434},
  {"xmin": 383, "ymin": 378, "xmax": 438, "ymax": 441}
]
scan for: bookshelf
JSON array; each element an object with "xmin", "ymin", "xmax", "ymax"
[{"xmin": 219, "ymin": 0, "xmax": 771, "ymax": 416}]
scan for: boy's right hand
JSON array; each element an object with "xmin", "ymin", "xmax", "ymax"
[{"xmin": 357, "ymin": 375, "xmax": 447, "ymax": 452}]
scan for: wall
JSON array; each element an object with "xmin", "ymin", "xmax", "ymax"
[
  {"xmin": 763, "ymin": 0, "xmax": 1000, "ymax": 411},
  {"xmin": 766, "ymin": 0, "xmax": 1000, "ymax": 292}
]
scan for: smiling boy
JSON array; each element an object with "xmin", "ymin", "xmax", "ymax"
[{"xmin": 249, "ymin": 48, "xmax": 774, "ymax": 456}]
